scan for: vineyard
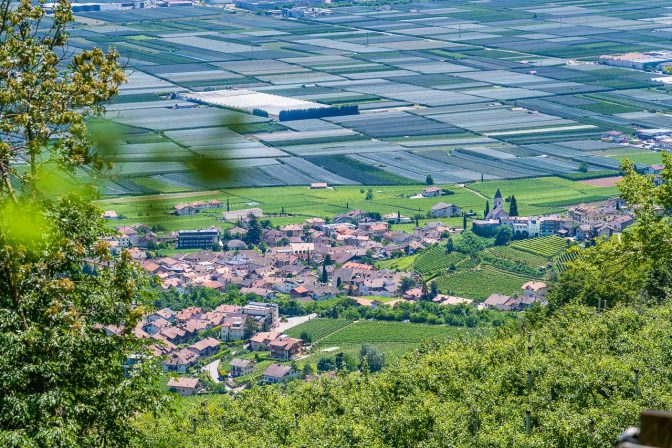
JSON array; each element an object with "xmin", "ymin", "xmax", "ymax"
[
  {"xmin": 318, "ymin": 321, "xmax": 460, "ymax": 344},
  {"xmin": 482, "ymin": 246, "xmax": 550, "ymax": 269},
  {"xmin": 510, "ymin": 236, "xmax": 569, "ymax": 258},
  {"xmin": 555, "ymin": 250, "xmax": 584, "ymax": 273},
  {"xmin": 413, "ymin": 245, "xmax": 469, "ymax": 277},
  {"xmin": 295, "ymin": 320, "xmax": 466, "ymax": 363},
  {"xmin": 285, "ymin": 318, "xmax": 353, "ymax": 342},
  {"xmin": 376, "ymin": 254, "xmax": 417, "ymax": 271},
  {"xmin": 434, "ymin": 265, "xmax": 528, "ymax": 300}
]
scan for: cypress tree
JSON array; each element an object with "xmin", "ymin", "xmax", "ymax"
[
  {"xmin": 509, "ymin": 195, "xmax": 518, "ymax": 217},
  {"xmin": 484, "ymin": 201, "xmax": 490, "ymax": 217}
]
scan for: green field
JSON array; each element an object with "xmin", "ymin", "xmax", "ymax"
[
  {"xmin": 510, "ymin": 235, "xmax": 570, "ymax": 258},
  {"xmin": 467, "ymin": 177, "xmax": 618, "ymax": 216},
  {"xmin": 376, "ymin": 254, "xmax": 418, "ymax": 271},
  {"xmin": 434, "ymin": 265, "xmax": 529, "ymax": 300},
  {"xmin": 482, "ymin": 245, "xmax": 551, "ymax": 269},
  {"xmin": 289, "ymin": 319, "xmax": 465, "ymax": 364},
  {"xmin": 413, "ymin": 245, "xmax": 469, "ymax": 277},
  {"xmin": 285, "ymin": 318, "xmax": 353, "ymax": 342},
  {"xmin": 97, "ymin": 176, "xmax": 617, "ymax": 233}
]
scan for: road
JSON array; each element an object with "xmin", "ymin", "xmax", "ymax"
[
  {"xmin": 276, "ymin": 313, "xmax": 317, "ymax": 333},
  {"xmin": 202, "ymin": 359, "xmax": 221, "ymax": 383}
]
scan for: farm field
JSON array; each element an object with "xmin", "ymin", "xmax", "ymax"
[
  {"xmin": 434, "ymin": 265, "xmax": 531, "ymax": 301},
  {"xmin": 97, "ymin": 176, "xmax": 617, "ymax": 232},
  {"xmin": 413, "ymin": 245, "xmax": 469, "ymax": 277},
  {"xmin": 284, "ymin": 319, "xmax": 353, "ymax": 342},
  {"xmin": 62, "ymin": 0, "xmax": 671, "ymax": 195},
  {"xmin": 510, "ymin": 236, "xmax": 570, "ymax": 258},
  {"xmin": 298, "ymin": 320, "xmax": 465, "ymax": 364}
]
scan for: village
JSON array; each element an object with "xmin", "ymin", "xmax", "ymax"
[{"xmin": 99, "ymin": 179, "xmax": 644, "ymax": 396}]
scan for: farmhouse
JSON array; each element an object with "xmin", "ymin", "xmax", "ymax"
[
  {"xmin": 222, "ymin": 208, "xmax": 263, "ymax": 221},
  {"xmin": 229, "ymin": 358, "xmax": 256, "ymax": 377},
  {"xmin": 269, "ymin": 337, "xmax": 303, "ymax": 360},
  {"xmin": 167, "ymin": 377, "xmax": 202, "ymax": 397},
  {"xmin": 263, "ymin": 364, "xmax": 298, "ymax": 384},
  {"xmin": 422, "ymin": 187, "xmax": 442, "ymax": 197},
  {"xmin": 430, "ymin": 202, "xmax": 461, "ymax": 218}
]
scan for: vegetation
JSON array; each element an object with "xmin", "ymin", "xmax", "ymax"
[
  {"xmin": 278, "ymin": 105, "xmax": 358, "ymax": 121},
  {"xmin": 0, "ymin": 197, "xmax": 165, "ymax": 447},
  {"xmin": 135, "ymin": 300, "xmax": 672, "ymax": 447},
  {"xmin": 434, "ymin": 265, "xmax": 528, "ymax": 300},
  {"xmin": 0, "ymin": 2, "xmax": 164, "ymax": 447},
  {"xmin": 413, "ymin": 245, "xmax": 468, "ymax": 277},
  {"xmin": 550, "ymin": 154, "xmax": 672, "ymax": 309},
  {"xmin": 0, "ymin": 0, "xmax": 125, "ymax": 197},
  {"xmin": 511, "ymin": 236, "xmax": 569, "ymax": 258}
]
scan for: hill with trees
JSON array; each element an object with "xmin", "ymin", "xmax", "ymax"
[{"xmin": 133, "ymin": 155, "xmax": 672, "ymax": 447}]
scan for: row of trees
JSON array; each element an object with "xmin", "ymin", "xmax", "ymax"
[{"xmin": 278, "ymin": 105, "xmax": 358, "ymax": 121}]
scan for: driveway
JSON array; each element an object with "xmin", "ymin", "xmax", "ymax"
[
  {"xmin": 202, "ymin": 359, "xmax": 221, "ymax": 383},
  {"xmin": 276, "ymin": 313, "xmax": 317, "ymax": 333}
]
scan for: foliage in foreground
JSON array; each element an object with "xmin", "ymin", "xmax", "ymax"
[
  {"xmin": 0, "ymin": 197, "xmax": 164, "ymax": 447},
  {"xmin": 135, "ymin": 301, "xmax": 672, "ymax": 447}
]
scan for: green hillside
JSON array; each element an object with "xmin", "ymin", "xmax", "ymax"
[{"xmin": 135, "ymin": 302, "xmax": 672, "ymax": 447}]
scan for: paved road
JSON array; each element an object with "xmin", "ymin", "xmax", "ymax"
[
  {"xmin": 202, "ymin": 359, "xmax": 221, "ymax": 383},
  {"xmin": 276, "ymin": 313, "xmax": 317, "ymax": 333}
]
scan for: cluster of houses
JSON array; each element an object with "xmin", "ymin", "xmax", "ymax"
[
  {"xmin": 112, "ymin": 211, "xmax": 465, "ymax": 300},
  {"xmin": 106, "ymin": 300, "xmax": 309, "ymax": 394},
  {"xmin": 473, "ymin": 190, "xmax": 634, "ymax": 241},
  {"xmin": 481, "ymin": 281, "xmax": 548, "ymax": 311}
]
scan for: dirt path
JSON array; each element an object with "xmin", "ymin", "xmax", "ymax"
[{"xmin": 96, "ymin": 189, "xmax": 222, "ymax": 204}]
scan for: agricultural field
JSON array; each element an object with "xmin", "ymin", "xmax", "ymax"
[
  {"xmin": 96, "ymin": 176, "xmax": 618, "ymax": 232},
  {"xmin": 413, "ymin": 245, "xmax": 469, "ymax": 277},
  {"xmin": 376, "ymin": 254, "xmax": 418, "ymax": 271},
  {"xmin": 307, "ymin": 320, "xmax": 465, "ymax": 363},
  {"xmin": 284, "ymin": 319, "xmax": 353, "ymax": 342},
  {"xmin": 510, "ymin": 236, "xmax": 570, "ymax": 258},
  {"xmin": 434, "ymin": 265, "xmax": 531, "ymax": 301},
  {"xmin": 61, "ymin": 0, "xmax": 671, "ymax": 195}
]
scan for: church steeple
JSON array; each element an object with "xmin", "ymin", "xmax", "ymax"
[{"xmin": 494, "ymin": 189, "xmax": 503, "ymax": 209}]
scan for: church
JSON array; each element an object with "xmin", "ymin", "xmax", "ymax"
[{"xmin": 486, "ymin": 189, "xmax": 509, "ymax": 220}]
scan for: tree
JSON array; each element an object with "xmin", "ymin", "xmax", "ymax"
[
  {"xmin": 242, "ymin": 316, "xmax": 258, "ymax": 340},
  {"xmin": 0, "ymin": 197, "xmax": 164, "ymax": 447},
  {"xmin": 365, "ymin": 189, "xmax": 374, "ymax": 200},
  {"xmin": 509, "ymin": 195, "xmax": 518, "ymax": 217},
  {"xmin": 484, "ymin": 201, "xmax": 490, "ymax": 217},
  {"xmin": 299, "ymin": 331, "xmax": 313, "ymax": 344},
  {"xmin": 226, "ymin": 198, "xmax": 230, "ymax": 211},
  {"xmin": 463, "ymin": 214, "xmax": 467, "ymax": 230},
  {"xmin": 0, "ymin": 0, "xmax": 125, "ymax": 199},
  {"xmin": 359, "ymin": 344, "xmax": 385, "ymax": 372},
  {"xmin": 321, "ymin": 264, "xmax": 328, "ymax": 284},
  {"xmin": 425, "ymin": 174, "xmax": 434, "ymax": 185},
  {"xmin": 430, "ymin": 281, "xmax": 438, "ymax": 299},
  {"xmin": 550, "ymin": 154, "xmax": 672, "ymax": 308},
  {"xmin": 324, "ymin": 254, "xmax": 333, "ymax": 265},
  {"xmin": 244, "ymin": 213, "xmax": 262, "ymax": 246},
  {"xmin": 302, "ymin": 363, "xmax": 313, "ymax": 378},
  {"xmin": 494, "ymin": 225, "xmax": 513, "ymax": 246},
  {"xmin": 446, "ymin": 237, "xmax": 454, "ymax": 254},
  {"xmin": 454, "ymin": 231, "xmax": 486, "ymax": 256},
  {"xmin": 399, "ymin": 276, "xmax": 415, "ymax": 293},
  {"xmin": 578, "ymin": 162, "xmax": 589, "ymax": 173},
  {"xmin": 317, "ymin": 357, "xmax": 336, "ymax": 372},
  {"xmin": 421, "ymin": 281, "xmax": 430, "ymax": 301}
]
